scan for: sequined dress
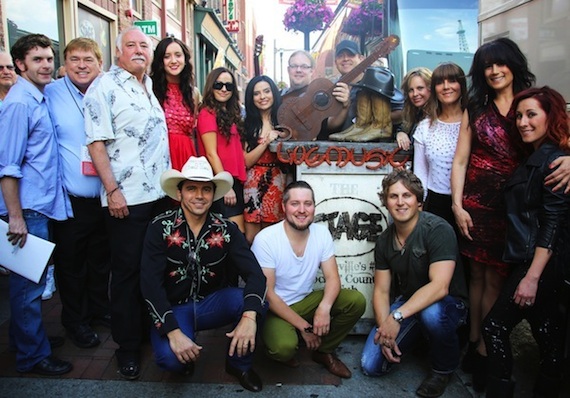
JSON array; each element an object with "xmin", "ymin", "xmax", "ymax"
[
  {"xmin": 163, "ymin": 83, "xmax": 196, "ymax": 170},
  {"xmin": 460, "ymin": 103, "xmax": 520, "ymax": 276}
]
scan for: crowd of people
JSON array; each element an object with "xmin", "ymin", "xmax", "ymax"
[{"xmin": 1, "ymin": 27, "xmax": 569, "ymax": 398}]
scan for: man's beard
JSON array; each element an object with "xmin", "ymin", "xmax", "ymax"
[{"xmin": 285, "ymin": 217, "xmax": 312, "ymax": 231}]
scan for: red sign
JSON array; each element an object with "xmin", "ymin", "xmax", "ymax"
[{"xmin": 226, "ymin": 20, "xmax": 240, "ymax": 33}]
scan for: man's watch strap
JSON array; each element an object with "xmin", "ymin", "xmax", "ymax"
[{"xmin": 392, "ymin": 310, "xmax": 404, "ymax": 323}]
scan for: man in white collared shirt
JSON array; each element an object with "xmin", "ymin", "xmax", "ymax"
[{"xmin": 84, "ymin": 26, "xmax": 170, "ymax": 380}]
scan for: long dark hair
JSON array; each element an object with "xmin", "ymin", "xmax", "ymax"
[
  {"xmin": 200, "ymin": 67, "xmax": 243, "ymax": 141},
  {"xmin": 244, "ymin": 75, "xmax": 281, "ymax": 151},
  {"xmin": 150, "ymin": 37, "xmax": 195, "ymax": 111},
  {"xmin": 468, "ymin": 38, "xmax": 535, "ymax": 124}
]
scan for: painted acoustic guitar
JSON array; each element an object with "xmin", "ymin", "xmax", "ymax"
[{"xmin": 277, "ymin": 35, "xmax": 400, "ymax": 141}]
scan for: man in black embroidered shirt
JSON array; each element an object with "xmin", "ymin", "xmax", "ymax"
[{"xmin": 141, "ymin": 156, "xmax": 267, "ymax": 392}]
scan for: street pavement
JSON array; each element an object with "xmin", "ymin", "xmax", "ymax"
[{"xmin": 0, "ymin": 274, "xmax": 567, "ymax": 397}]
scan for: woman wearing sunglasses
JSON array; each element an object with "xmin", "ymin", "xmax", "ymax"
[{"xmin": 197, "ymin": 67, "xmax": 246, "ymax": 231}]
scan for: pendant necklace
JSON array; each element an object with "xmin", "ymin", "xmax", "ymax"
[{"xmin": 395, "ymin": 231, "xmax": 406, "ymax": 255}]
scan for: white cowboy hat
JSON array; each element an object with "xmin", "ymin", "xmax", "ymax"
[{"xmin": 160, "ymin": 156, "xmax": 233, "ymax": 201}]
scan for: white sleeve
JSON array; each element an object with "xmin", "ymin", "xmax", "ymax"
[
  {"xmin": 250, "ymin": 229, "xmax": 276, "ymax": 269},
  {"xmin": 413, "ymin": 121, "xmax": 429, "ymax": 201}
]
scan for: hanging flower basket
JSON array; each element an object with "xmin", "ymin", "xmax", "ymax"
[
  {"xmin": 283, "ymin": 0, "xmax": 334, "ymax": 34},
  {"xmin": 342, "ymin": 0, "xmax": 383, "ymax": 37}
]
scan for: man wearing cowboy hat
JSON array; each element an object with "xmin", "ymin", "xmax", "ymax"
[
  {"xmin": 140, "ymin": 156, "xmax": 267, "ymax": 392},
  {"xmin": 322, "ymin": 40, "xmax": 405, "ymax": 142},
  {"xmin": 360, "ymin": 170, "xmax": 468, "ymax": 398}
]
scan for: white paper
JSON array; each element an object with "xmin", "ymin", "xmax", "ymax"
[{"xmin": 0, "ymin": 219, "xmax": 55, "ymax": 283}]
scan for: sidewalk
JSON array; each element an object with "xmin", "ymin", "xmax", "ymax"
[{"xmin": 0, "ymin": 274, "xmax": 565, "ymax": 397}]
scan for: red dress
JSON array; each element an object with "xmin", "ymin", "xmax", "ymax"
[
  {"xmin": 461, "ymin": 103, "xmax": 520, "ymax": 276},
  {"xmin": 163, "ymin": 83, "xmax": 196, "ymax": 171},
  {"xmin": 244, "ymin": 147, "xmax": 289, "ymax": 223}
]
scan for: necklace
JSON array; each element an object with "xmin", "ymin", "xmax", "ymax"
[{"xmin": 395, "ymin": 231, "xmax": 406, "ymax": 255}]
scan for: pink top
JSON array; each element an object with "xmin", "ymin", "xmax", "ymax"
[{"xmin": 197, "ymin": 107, "xmax": 246, "ymax": 182}]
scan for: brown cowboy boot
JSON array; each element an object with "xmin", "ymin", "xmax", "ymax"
[
  {"xmin": 351, "ymin": 94, "xmax": 392, "ymax": 142},
  {"xmin": 329, "ymin": 91, "xmax": 372, "ymax": 141}
]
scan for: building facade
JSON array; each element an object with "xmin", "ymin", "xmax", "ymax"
[{"xmin": 0, "ymin": 0, "xmax": 256, "ymax": 94}]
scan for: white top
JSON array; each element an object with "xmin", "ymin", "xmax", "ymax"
[
  {"xmin": 413, "ymin": 117, "xmax": 460, "ymax": 198},
  {"xmin": 84, "ymin": 66, "xmax": 170, "ymax": 206},
  {"xmin": 251, "ymin": 220, "xmax": 335, "ymax": 306}
]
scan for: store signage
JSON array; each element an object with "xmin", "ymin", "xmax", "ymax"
[
  {"xmin": 134, "ymin": 20, "xmax": 158, "ymax": 36},
  {"xmin": 226, "ymin": 20, "xmax": 239, "ymax": 33}
]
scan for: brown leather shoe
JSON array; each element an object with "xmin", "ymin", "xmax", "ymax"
[{"xmin": 311, "ymin": 351, "xmax": 351, "ymax": 378}]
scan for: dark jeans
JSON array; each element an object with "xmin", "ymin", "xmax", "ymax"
[
  {"xmin": 483, "ymin": 262, "xmax": 565, "ymax": 380},
  {"xmin": 361, "ymin": 295, "xmax": 467, "ymax": 376},
  {"xmin": 150, "ymin": 287, "xmax": 265, "ymax": 373},
  {"xmin": 53, "ymin": 196, "xmax": 110, "ymax": 329},
  {"xmin": 105, "ymin": 197, "xmax": 169, "ymax": 361}
]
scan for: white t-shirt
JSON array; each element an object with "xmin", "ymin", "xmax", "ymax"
[
  {"xmin": 413, "ymin": 117, "xmax": 460, "ymax": 198},
  {"xmin": 251, "ymin": 220, "xmax": 335, "ymax": 306}
]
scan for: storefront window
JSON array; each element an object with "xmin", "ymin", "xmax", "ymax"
[
  {"xmin": 5, "ymin": 0, "xmax": 63, "ymax": 70},
  {"xmin": 78, "ymin": 7, "xmax": 112, "ymax": 71}
]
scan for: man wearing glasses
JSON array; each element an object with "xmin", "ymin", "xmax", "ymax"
[
  {"xmin": 0, "ymin": 51, "xmax": 17, "ymax": 105},
  {"xmin": 141, "ymin": 156, "xmax": 267, "ymax": 392},
  {"xmin": 281, "ymin": 50, "xmax": 314, "ymax": 96}
]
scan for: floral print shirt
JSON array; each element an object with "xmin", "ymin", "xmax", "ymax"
[
  {"xmin": 84, "ymin": 66, "xmax": 170, "ymax": 206},
  {"xmin": 141, "ymin": 208, "xmax": 266, "ymax": 335}
]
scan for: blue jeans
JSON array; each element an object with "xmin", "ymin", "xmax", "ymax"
[
  {"xmin": 7, "ymin": 210, "xmax": 52, "ymax": 372},
  {"xmin": 361, "ymin": 295, "xmax": 467, "ymax": 376},
  {"xmin": 150, "ymin": 287, "xmax": 265, "ymax": 373}
]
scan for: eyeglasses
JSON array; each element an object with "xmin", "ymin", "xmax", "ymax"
[
  {"xmin": 213, "ymin": 81, "xmax": 235, "ymax": 91},
  {"xmin": 0, "ymin": 65, "xmax": 15, "ymax": 71},
  {"xmin": 288, "ymin": 64, "xmax": 312, "ymax": 70}
]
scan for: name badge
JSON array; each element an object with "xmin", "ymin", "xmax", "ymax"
[{"xmin": 81, "ymin": 145, "xmax": 98, "ymax": 176}]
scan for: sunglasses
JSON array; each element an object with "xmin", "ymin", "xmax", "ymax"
[
  {"xmin": 0, "ymin": 65, "xmax": 15, "ymax": 71},
  {"xmin": 213, "ymin": 81, "xmax": 235, "ymax": 91}
]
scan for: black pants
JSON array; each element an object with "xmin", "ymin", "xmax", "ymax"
[
  {"xmin": 105, "ymin": 197, "xmax": 170, "ymax": 361},
  {"xmin": 53, "ymin": 196, "xmax": 110, "ymax": 330},
  {"xmin": 482, "ymin": 261, "xmax": 565, "ymax": 380}
]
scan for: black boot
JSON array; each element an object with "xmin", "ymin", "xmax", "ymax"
[
  {"xmin": 471, "ymin": 351, "xmax": 488, "ymax": 392},
  {"xmin": 486, "ymin": 376, "xmax": 514, "ymax": 398},
  {"xmin": 533, "ymin": 372, "xmax": 561, "ymax": 398},
  {"xmin": 461, "ymin": 340, "xmax": 478, "ymax": 373}
]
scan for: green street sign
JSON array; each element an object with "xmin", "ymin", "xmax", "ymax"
[{"xmin": 134, "ymin": 20, "xmax": 158, "ymax": 36}]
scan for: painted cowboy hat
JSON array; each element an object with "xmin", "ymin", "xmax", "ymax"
[
  {"xmin": 160, "ymin": 156, "xmax": 233, "ymax": 201},
  {"xmin": 352, "ymin": 67, "xmax": 405, "ymax": 104}
]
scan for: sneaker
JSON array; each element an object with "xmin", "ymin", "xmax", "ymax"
[{"xmin": 42, "ymin": 265, "xmax": 56, "ymax": 301}]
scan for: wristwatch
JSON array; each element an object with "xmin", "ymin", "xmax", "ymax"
[{"xmin": 392, "ymin": 310, "xmax": 404, "ymax": 323}]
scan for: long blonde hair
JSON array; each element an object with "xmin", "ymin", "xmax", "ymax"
[{"xmin": 401, "ymin": 67, "xmax": 432, "ymax": 133}]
